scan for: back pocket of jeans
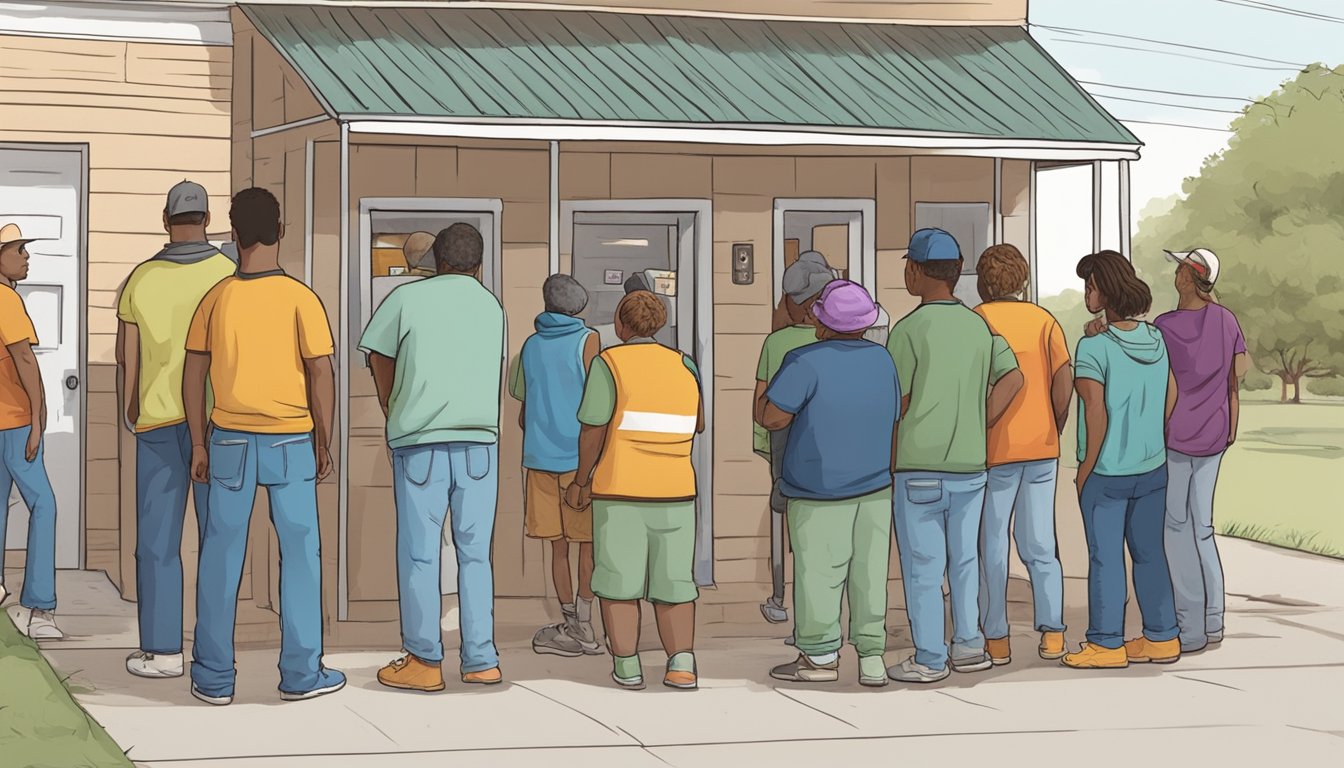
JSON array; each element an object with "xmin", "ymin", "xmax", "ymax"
[
  {"xmin": 401, "ymin": 450, "xmax": 435, "ymax": 487},
  {"xmin": 465, "ymin": 445, "xmax": 492, "ymax": 481},
  {"xmin": 905, "ymin": 479, "xmax": 943, "ymax": 505},
  {"xmin": 210, "ymin": 440, "xmax": 248, "ymax": 492}
]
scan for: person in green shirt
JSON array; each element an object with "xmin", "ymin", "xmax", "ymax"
[
  {"xmin": 753, "ymin": 251, "xmax": 833, "ymax": 626},
  {"xmin": 885, "ymin": 229, "xmax": 1023, "ymax": 684}
]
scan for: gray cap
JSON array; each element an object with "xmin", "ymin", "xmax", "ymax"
[
  {"xmin": 782, "ymin": 251, "xmax": 835, "ymax": 303},
  {"xmin": 165, "ymin": 180, "xmax": 209, "ymax": 217}
]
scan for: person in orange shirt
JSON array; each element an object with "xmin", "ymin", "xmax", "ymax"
[
  {"xmin": 972, "ymin": 244, "xmax": 1073, "ymax": 666},
  {"xmin": 0, "ymin": 224, "xmax": 61, "ymax": 640}
]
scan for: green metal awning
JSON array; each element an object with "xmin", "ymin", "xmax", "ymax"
[{"xmin": 244, "ymin": 4, "xmax": 1139, "ymax": 147}]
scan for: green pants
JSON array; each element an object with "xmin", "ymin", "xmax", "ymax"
[
  {"xmin": 788, "ymin": 487, "xmax": 893, "ymax": 658},
  {"xmin": 591, "ymin": 499, "xmax": 698, "ymax": 604}
]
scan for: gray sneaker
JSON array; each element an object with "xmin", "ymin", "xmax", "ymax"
[
  {"xmin": 951, "ymin": 652, "xmax": 993, "ymax": 674},
  {"xmin": 887, "ymin": 656, "xmax": 950, "ymax": 684},
  {"xmin": 532, "ymin": 621, "xmax": 584, "ymax": 657},
  {"xmin": 770, "ymin": 653, "xmax": 840, "ymax": 683},
  {"xmin": 564, "ymin": 613, "xmax": 603, "ymax": 656}
]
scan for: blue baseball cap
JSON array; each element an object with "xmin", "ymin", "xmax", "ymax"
[{"xmin": 906, "ymin": 228, "xmax": 962, "ymax": 263}]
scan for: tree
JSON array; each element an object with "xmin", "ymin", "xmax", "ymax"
[{"xmin": 1128, "ymin": 64, "xmax": 1344, "ymax": 402}]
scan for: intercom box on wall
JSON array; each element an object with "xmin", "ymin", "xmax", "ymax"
[{"xmin": 732, "ymin": 243, "xmax": 753, "ymax": 285}]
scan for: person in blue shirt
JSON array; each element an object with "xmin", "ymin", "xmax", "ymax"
[
  {"xmin": 759, "ymin": 281, "xmax": 899, "ymax": 688},
  {"xmin": 1064, "ymin": 250, "xmax": 1180, "ymax": 669},
  {"xmin": 508, "ymin": 275, "xmax": 602, "ymax": 658}
]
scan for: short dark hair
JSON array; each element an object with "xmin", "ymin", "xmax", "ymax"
[
  {"xmin": 543, "ymin": 273, "xmax": 588, "ymax": 316},
  {"xmin": 167, "ymin": 211, "xmax": 207, "ymax": 227},
  {"xmin": 616, "ymin": 291, "xmax": 667, "ymax": 338},
  {"xmin": 229, "ymin": 188, "xmax": 281, "ymax": 249},
  {"xmin": 434, "ymin": 223, "xmax": 483, "ymax": 273},
  {"xmin": 1077, "ymin": 250, "xmax": 1152, "ymax": 319},
  {"xmin": 914, "ymin": 257, "xmax": 963, "ymax": 291}
]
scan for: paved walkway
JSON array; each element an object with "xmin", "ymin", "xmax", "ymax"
[{"xmin": 9, "ymin": 537, "xmax": 1343, "ymax": 767}]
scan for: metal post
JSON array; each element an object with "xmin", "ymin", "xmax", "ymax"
[
  {"xmin": 1028, "ymin": 161, "xmax": 1038, "ymax": 304},
  {"xmin": 549, "ymin": 140, "xmax": 559, "ymax": 275},
  {"xmin": 303, "ymin": 138, "xmax": 314, "ymax": 287},
  {"xmin": 1092, "ymin": 160, "xmax": 1103, "ymax": 253},
  {"xmin": 1119, "ymin": 159, "xmax": 1132, "ymax": 259},
  {"xmin": 336, "ymin": 122, "xmax": 350, "ymax": 621},
  {"xmin": 993, "ymin": 157, "xmax": 1003, "ymax": 244}
]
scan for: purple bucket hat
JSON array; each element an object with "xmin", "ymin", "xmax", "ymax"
[{"xmin": 812, "ymin": 280, "xmax": 878, "ymax": 333}]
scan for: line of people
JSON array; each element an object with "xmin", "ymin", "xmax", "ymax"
[
  {"xmin": 754, "ymin": 229, "xmax": 1245, "ymax": 683},
  {"xmin": 2, "ymin": 181, "xmax": 1242, "ymax": 702}
]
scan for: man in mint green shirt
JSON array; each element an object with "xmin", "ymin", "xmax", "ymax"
[
  {"xmin": 885, "ymin": 229, "xmax": 1023, "ymax": 684},
  {"xmin": 358, "ymin": 223, "xmax": 507, "ymax": 692}
]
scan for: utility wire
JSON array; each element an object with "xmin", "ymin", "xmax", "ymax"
[
  {"xmin": 1030, "ymin": 23, "xmax": 1308, "ymax": 69},
  {"xmin": 1075, "ymin": 80, "xmax": 1256, "ymax": 104},
  {"xmin": 1117, "ymin": 118, "xmax": 1235, "ymax": 133},
  {"xmin": 1215, "ymin": 0, "xmax": 1344, "ymax": 24},
  {"xmin": 1092, "ymin": 93, "xmax": 1245, "ymax": 115}
]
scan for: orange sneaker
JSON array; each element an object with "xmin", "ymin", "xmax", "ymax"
[
  {"xmin": 1039, "ymin": 631, "xmax": 1067, "ymax": 660},
  {"xmin": 462, "ymin": 667, "xmax": 503, "ymax": 685},
  {"xmin": 1124, "ymin": 637, "xmax": 1180, "ymax": 664},
  {"xmin": 377, "ymin": 655, "xmax": 445, "ymax": 692},
  {"xmin": 1061, "ymin": 642, "xmax": 1128, "ymax": 669},
  {"xmin": 985, "ymin": 636, "xmax": 1011, "ymax": 666}
]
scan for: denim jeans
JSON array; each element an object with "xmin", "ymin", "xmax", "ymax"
[
  {"xmin": 191, "ymin": 429, "xmax": 326, "ymax": 697},
  {"xmin": 1079, "ymin": 466, "xmax": 1179, "ymax": 649},
  {"xmin": 136, "ymin": 422, "xmax": 208, "ymax": 654},
  {"xmin": 393, "ymin": 442, "xmax": 499, "ymax": 672},
  {"xmin": 0, "ymin": 426, "xmax": 57, "ymax": 611},
  {"xmin": 1164, "ymin": 450, "xmax": 1226, "ymax": 649},
  {"xmin": 978, "ymin": 459, "xmax": 1065, "ymax": 639},
  {"xmin": 893, "ymin": 471, "xmax": 988, "ymax": 670}
]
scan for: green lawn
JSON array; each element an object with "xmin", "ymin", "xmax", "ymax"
[
  {"xmin": 1061, "ymin": 394, "xmax": 1344, "ymax": 559},
  {"xmin": 0, "ymin": 611, "xmax": 132, "ymax": 768}
]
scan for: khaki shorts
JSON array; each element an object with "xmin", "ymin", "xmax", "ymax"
[
  {"xmin": 524, "ymin": 469, "xmax": 592, "ymax": 543},
  {"xmin": 591, "ymin": 499, "xmax": 698, "ymax": 605}
]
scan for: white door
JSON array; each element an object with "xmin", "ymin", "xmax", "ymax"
[
  {"xmin": 0, "ymin": 145, "xmax": 85, "ymax": 569},
  {"xmin": 915, "ymin": 202, "xmax": 991, "ymax": 309}
]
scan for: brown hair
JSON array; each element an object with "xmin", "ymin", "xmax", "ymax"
[
  {"xmin": 616, "ymin": 291, "xmax": 667, "ymax": 338},
  {"xmin": 913, "ymin": 258, "xmax": 963, "ymax": 291},
  {"xmin": 977, "ymin": 244, "xmax": 1029, "ymax": 302},
  {"xmin": 1076, "ymin": 250, "xmax": 1152, "ymax": 319}
]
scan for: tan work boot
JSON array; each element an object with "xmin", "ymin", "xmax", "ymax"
[
  {"xmin": 1062, "ymin": 642, "xmax": 1128, "ymax": 669},
  {"xmin": 1124, "ymin": 636, "xmax": 1181, "ymax": 664},
  {"xmin": 985, "ymin": 636, "xmax": 1011, "ymax": 666},
  {"xmin": 462, "ymin": 667, "xmax": 503, "ymax": 685},
  {"xmin": 377, "ymin": 655, "xmax": 445, "ymax": 692},
  {"xmin": 1039, "ymin": 631, "xmax": 1067, "ymax": 660}
]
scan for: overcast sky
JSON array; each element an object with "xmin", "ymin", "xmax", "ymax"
[{"xmin": 1028, "ymin": 0, "xmax": 1342, "ymax": 296}]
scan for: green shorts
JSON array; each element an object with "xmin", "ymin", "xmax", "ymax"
[{"xmin": 591, "ymin": 499, "xmax": 699, "ymax": 605}]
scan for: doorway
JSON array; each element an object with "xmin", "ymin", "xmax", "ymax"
[
  {"xmin": 559, "ymin": 200, "xmax": 715, "ymax": 587},
  {"xmin": 0, "ymin": 144, "xmax": 86, "ymax": 571},
  {"xmin": 771, "ymin": 198, "xmax": 877, "ymax": 305}
]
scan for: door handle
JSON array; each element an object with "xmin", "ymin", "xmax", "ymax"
[{"xmin": 65, "ymin": 375, "xmax": 79, "ymax": 391}]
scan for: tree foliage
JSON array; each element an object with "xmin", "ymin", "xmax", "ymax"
[{"xmin": 1127, "ymin": 64, "xmax": 1344, "ymax": 402}]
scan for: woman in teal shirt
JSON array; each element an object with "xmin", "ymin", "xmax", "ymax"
[{"xmin": 1064, "ymin": 251, "xmax": 1180, "ymax": 670}]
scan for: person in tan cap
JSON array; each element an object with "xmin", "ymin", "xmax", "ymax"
[
  {"xmin": 0, "ymin": 224, "xmax": 63, "ymax": 640},
  {"xmin": 403, "ymin": 231, "xmax": 437, "ymax": 277}
]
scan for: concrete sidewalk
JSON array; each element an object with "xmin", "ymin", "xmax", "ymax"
[{"xmin": 10, "ymin": 537, "xmax": 1344, "ymax": 767}]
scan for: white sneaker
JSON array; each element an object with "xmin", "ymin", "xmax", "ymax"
[
  {"xmin": 887, "ymin": 655, "xmax": 950, "ymax": 684},
  {"xmin": 27, "ymin": 609, "xmax": 64, "ymax": 640},
  {"xmin": 191, "ymin": 683, "xmax": 233, "ymax": 706},
  {"xmin": 126, "ymin": 650, "xmax": 185, "ymax": 678}
]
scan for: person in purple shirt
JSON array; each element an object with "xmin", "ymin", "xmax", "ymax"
[{"xmin": 1154, "ymin": 248, "xmax": 1249, "ymax": 654}]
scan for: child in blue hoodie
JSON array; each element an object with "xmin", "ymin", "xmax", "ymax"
[{"xmin": 509, "ymin": 274, "xmax": 603, "ymax": 657}]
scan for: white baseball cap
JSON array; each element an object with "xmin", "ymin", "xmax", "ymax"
[{"xmin": 1165, "ymin": 248, "xmax": 1220, "ymax": 286}]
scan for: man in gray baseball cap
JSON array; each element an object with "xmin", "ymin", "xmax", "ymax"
[
  {"xmin": 753, "ymin": 251, "xmax": 837, "ymax": 627},
  {"xmin": 116, "ymin": 179, "xmax": 237, "ymax": 679}
]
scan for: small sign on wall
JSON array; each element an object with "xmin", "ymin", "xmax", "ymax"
[{"xmin": 604, "ymin": 269, "xmax": 624, "ymax": 285}]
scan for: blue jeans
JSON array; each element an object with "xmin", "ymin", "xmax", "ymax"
[
  {"xmin": 1079, "ymin": 467, "xmax": 1179, "ymax": 649},
  {"xmin": 978, "ymin": 459, "xmax": 1066, "ymax": 638},
  {"xmin": 1164, "ymin": 451, "xmax": 1226, "ymax": 649},
  {"xmin": 393, "ymin": 442, "xmax": 499, "ymax": 672},
  {"xmin": 191, "ymin": 429, "xmax": 326, "ymax": 697},
  {"xmin": 136, "ymin": 423, "xmax": 208, "ymax": 654},
  {"xmin": 893, "ymin": 471, "xmax": 988, "ymax": 670},
  {"xmin": 0, "ymin": 426, "xmax": 57, "ymax": 610}
]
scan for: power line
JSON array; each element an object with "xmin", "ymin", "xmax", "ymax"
[
  {"xmin": 1075, "ymin": 80, "xmax": 1256, "ymax": 104},
  {"xmin": 1041, "ymin": 37, "xmax": 1304, "ymax": 73},
  {"xmin": 1093, "ymin": 93, "xmax": 1245, "ymax": 115},
  {"xmin": 1118, "ymin": 118, "xmax": 1234, "ymax": 133},
  {"xmin": 1030, "ymin": 23, "xmax": 1308, "ymax": 69},
  {"xmin": 1215, "ymin": 0, "xmax": 1344, "ymax": 24}
]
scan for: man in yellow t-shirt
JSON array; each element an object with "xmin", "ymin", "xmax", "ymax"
[
  {"xmin": 116, "ymin": 181, "xmax": 236, "ymax": 679},
  {"xmin": 182, "ymin": 187, "xmax": 343, "ymax": 707},
  {"xmin": 0, "ymin": 223, "xmax": 61, "ymax": 640},
  {"xmin": 972, "ymin": 244, "xmax": 1073, "ymax": 666}
]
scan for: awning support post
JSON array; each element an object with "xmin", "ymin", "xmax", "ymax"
[
  {"xmin": 993, "ymin": 157, "xmax": 1003, "ymax": 244},
  {"xmin": 1091, "ymin": 160, "xmax": 1103, "ymax": 254},
  {"xmin": 337, "ymin": 121, "xmax": 351, "ymax": 621},
  {"xmin": 1119, "ymin": 159, "xmax": 1132, "ymax": 258},
  {"xmin": 549, "ymin": 140, "xmax": 559, "ymax": 274}
]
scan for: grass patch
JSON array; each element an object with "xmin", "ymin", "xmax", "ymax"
[
  {"xmin": 0, "ymin": 611, "xmax": 132, "ymax": 768},
  {"xmin": 1219, "ymin": 521, "xmax": 1344, "ymax": 560}
]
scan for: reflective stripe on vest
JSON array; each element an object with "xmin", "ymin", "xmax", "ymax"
[{"xmin": 591, "ymin": 343, "xmax": 699, "ymax": 500}]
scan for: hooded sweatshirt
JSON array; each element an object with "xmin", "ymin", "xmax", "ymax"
[
  {"xmin": 517, "ymin": 312, "xmax": 593, "ymax": 472},
  {"xmin": 1074, "ymin": 322, "xmax": 1170, "ymax": 477}
]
